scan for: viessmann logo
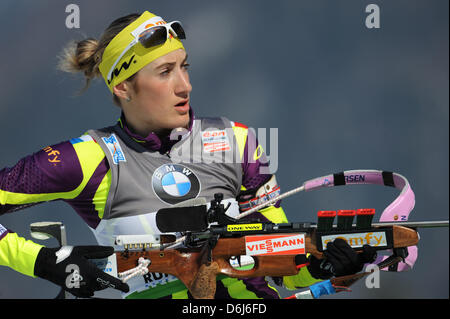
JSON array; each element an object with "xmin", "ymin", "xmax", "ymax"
[{"xmin": 245, "ymin": 234, "xmax": 306, "ymax": 256}]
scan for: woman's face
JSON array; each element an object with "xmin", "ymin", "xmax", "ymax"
[{"xmin": 119, "ymin": 49, "xmax": 192, "ymax": 136}]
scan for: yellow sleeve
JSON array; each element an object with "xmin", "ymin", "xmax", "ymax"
[
  {"xmin": 0, "ymin": 134, "xmax": 109, "ymax": 280},
  {"xmin": 0, "ymin": 136, "xmax": 106, "ymax": 206},
  {"xmin": 0, "ymin": 231, "xmax": 43, "ymax": 277}
]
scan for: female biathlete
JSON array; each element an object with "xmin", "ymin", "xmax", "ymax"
[{"xmin": 0, "ymin": 11, "xmax": 375, "ymax": 299}]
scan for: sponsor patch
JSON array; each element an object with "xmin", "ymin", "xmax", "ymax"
[
  {"xmin": 102, "ymin": 134, "xmax": 126, "ymax": 164},
  {"xmin": 201, "ymin": 130, "xmax": 231, "ymax": 153},
  {"xmin": 152, "ymin": 164, "xmax": 201, "ymax": 205},
  {"xmin": 321, "ymin": 231, "xmax": 388, "ymax": 249},
  {"xmin": 245, "ymin": 234, "xmax": 306, "ymax": 256},
  {"xmin": 238, "ymin": 186, "xmax": 281, "ymax": 211},
  {"xmin": 227, "ymin": 224, "xmax": 263, "ymax": 232},
  {"xmin": 43, "ymin": 146, "xmax": 61, "ymax": 165}
]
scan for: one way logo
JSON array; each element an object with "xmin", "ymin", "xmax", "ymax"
[{"xmin": 245, "ymin": 234, "xmax": 306, "ymax": 256}]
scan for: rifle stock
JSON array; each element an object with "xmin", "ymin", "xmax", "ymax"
[
  {"xmin": 114, "ymin": 225, "xmax": 419, "ymax": 299},
  {"xmin": 115, "ymin": 248, "xmax": 216, "ymax": 298},
  {"xmin": 391, "ymin": 225, "xmax": 419, "ymax": 247}
]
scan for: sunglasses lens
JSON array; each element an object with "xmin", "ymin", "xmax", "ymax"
[
  {"xmin": 171, "ymin": 22, "xmax": 186, "ymax": 39},
  {"xmin": 139, "ymin": 27, "xmax": 167, "ymax": 47}
]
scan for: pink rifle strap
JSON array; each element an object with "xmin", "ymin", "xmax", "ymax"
[
  {"xmin": 377, "ymin": 172, "xmax": 418, "ymax": 271},
  {"xmin": 303, "ymin": 170, "xmax": 418, "ymax": 271}
]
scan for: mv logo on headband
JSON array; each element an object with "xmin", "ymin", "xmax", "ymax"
[{"xmin": 107, "ymin": 55, "xmax": 136, "ymax": 85}]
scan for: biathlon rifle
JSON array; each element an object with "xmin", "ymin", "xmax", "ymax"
[{"xmin": 111, "ymin": 170, "xmax": 448, "ymax": 299}]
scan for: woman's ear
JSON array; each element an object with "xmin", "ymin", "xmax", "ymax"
[{"xmin": 113, "ymin": 81, "xmax": 132, "ymax": 101}]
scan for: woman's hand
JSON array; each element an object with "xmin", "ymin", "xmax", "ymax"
[
  {"xmin": 34, "ymin": 245, "xmax": 129, "ymax": 298},
  {"xmin": 308, "ymin": 238, "xmax": 377, "ymax": 279}
]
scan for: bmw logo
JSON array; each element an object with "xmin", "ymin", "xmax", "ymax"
[{"xmin": 152, "ymin": 164, "xmax": 201, "ymax": 204}]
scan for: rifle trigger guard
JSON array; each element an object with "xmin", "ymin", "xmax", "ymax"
[{"xmin": 387, "ymin": 247, "xmax": 409, "ymax": 271}]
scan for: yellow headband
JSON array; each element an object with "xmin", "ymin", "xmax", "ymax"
[{"xmin": 99, "ymin": 11, "xmax": 185, "ymax": 92}]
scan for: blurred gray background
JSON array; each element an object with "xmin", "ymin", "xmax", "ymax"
[{"xmin": 0, "ymin": 0, "xmax": 448, "ymax": 299}]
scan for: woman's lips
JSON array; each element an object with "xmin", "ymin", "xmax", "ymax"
[{"xmin": 174, "ymin": 100, "xmax": 190, "ymax": 113}]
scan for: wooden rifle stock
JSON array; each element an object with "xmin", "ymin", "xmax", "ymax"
[
  {"xmin": 115, "ymin": 240, "xmax": 300, "ymax": 299},
  {"xmin": 115, "ymin": 225, "xmax": 419, "ymax": 299}
]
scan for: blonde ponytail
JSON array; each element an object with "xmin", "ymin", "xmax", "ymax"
[
  {"xmin": 58, "ymin": 38, "xmax": 102, "ymax": 92},
  {"xmin": 58, "ymin": 13, "xmax": 140, "ymax": 102}
]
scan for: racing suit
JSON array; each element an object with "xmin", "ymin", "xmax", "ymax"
[{"xmin": 0, "ymin": 108, "xmax": 319, "ymax": 298}]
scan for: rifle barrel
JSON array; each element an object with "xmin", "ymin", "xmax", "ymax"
[
  {"xmin": 370, "ymin": 220, "xmax": 449, "ymax": 228},
  {"xmin": 197, "ymin": 220, "xmax": 448, "ymax": 240}
]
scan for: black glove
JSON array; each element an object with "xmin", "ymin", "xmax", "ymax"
[
  {"xmin": 308, "ymin": 238, "xmax": 377, "ymax": 279},
  {"xmin": 34, "ymin": 245, "xmax": 129, "ymax": 298}
]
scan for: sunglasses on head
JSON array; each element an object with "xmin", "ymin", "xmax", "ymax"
[
  {"xmin": 139, "ymin": 21, "xmax": 185, "ymax": 47},
  {"xmin": 107, "ymin": 21, "xmax": 186, "ymax": 82}
]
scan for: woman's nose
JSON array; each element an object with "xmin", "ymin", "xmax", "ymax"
[{"xmin": 174, "ymin": 69, "xmax": 192, "ymax": 96}]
